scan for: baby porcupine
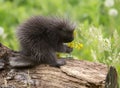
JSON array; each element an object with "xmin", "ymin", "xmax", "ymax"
[{"xmin": 9, "ymin": 16, "xmax": 76, "ymax": 68}]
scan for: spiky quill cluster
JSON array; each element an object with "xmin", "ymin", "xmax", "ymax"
[{"xmin": 13, "ymin": 16, "xmax": 76, "ymax": 67}]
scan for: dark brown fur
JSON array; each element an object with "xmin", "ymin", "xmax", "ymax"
[{"xmin": 9, "ymin": 16, "xmax": 76, "ymax": 68}]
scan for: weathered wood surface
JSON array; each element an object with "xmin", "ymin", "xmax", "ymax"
[
  {"xmin": 0, "ymin": 60, "xmax": 107, "ymax": 88},
  {"xmin": 0, "ymin": 43, "xmax": 116, "ymax": 88}
]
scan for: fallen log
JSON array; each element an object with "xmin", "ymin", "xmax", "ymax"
[{"xmin": 0, "ymin": 43, "xmax": 118, "ymax": 88}]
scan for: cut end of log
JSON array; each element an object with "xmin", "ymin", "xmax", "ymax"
[{"xmin": 105, "ymin": 66, "xmax": 119, "ymax": 88}]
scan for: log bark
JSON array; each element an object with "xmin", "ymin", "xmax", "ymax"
[{"xmin": 0, "ymin": 43, "xmax": 118, "ymax": 88}]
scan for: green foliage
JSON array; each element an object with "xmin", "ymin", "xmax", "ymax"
[{"xmin": 0, "ymin": 0, "xmax": 120, "ymax": 84}]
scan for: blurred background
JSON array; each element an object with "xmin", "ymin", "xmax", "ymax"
[{"xmin": 0, "ymin": 0, "xmax": 120, "ymax": 83}]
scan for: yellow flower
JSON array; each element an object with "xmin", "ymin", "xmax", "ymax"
[
  {"xmin": 67, "ymin": 42, "xmax": 83, "ymax": 50},
  {"xmin": 67, "ymin": 42, "xmax": 74, "ymax": 48},
  {"xmin": 77, "ymin": 43, "xmax": 83, "ymax": 50}
]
